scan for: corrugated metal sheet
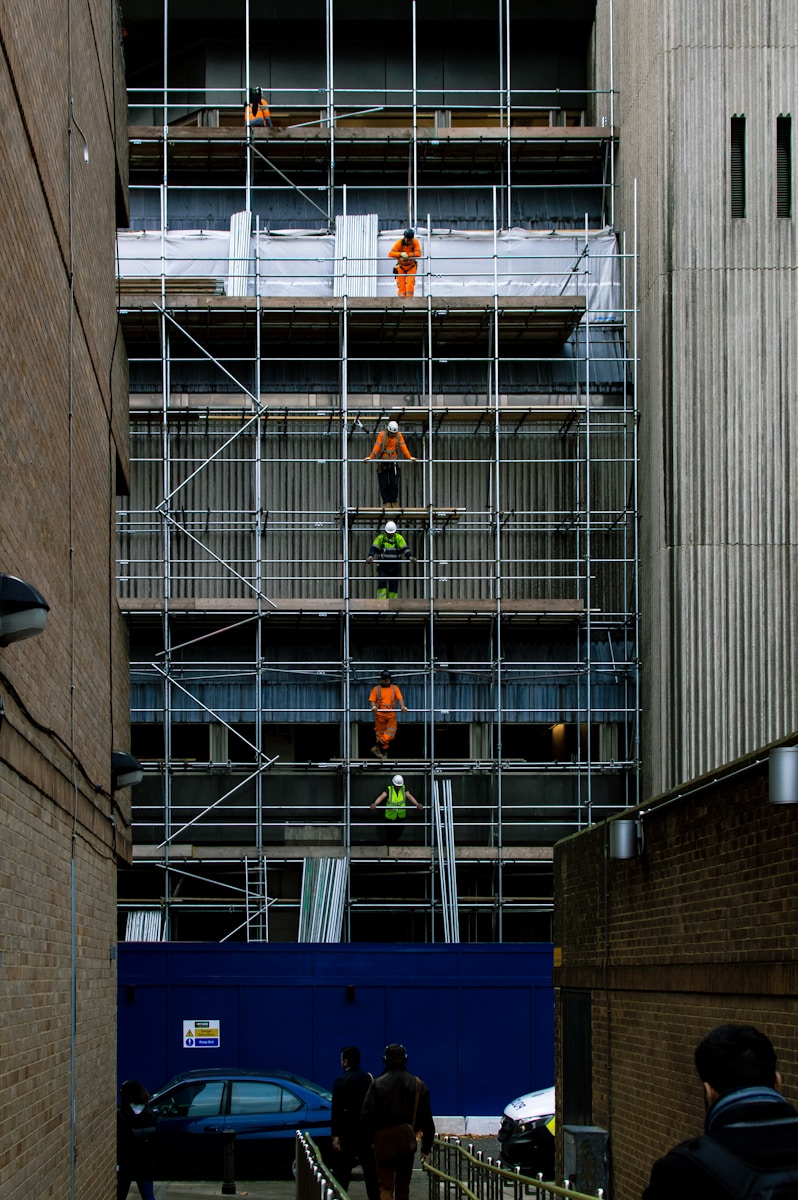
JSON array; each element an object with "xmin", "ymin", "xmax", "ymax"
[
  {"xmin": 129, "ymin": 327, "xmax": 628, "ymax": 396},
  {"xmin": 334, "ymin": 214, "xmax": 379, "ymax": 297},
  {"xmin": 120, "ymin": 416, "xmax": 634, "ymax": 608},
  {"xmin": 130, "ymin": 632, "xmax": 636, "ymax": 724},
  {"xmin": 226, "ymin": 210, "xmax": 251, "ymax": 296}
]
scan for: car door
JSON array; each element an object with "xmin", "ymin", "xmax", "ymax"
[
  {"xmin": 151, "ymin": 1078, "xmax": 226, "ymax": 1179},
  {"xmin": 224, "ymin": 1080, "xmax": 306, "ymax": 1175}
]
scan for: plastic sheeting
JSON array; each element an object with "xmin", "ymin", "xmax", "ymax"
[{"xmin": 117, "ymin": 227, "xmax": 621, "ymax": 317}]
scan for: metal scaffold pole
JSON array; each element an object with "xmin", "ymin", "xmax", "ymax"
[{"xmin": 116, "ymin": 0, "xmax": 639, "ymax": 942}]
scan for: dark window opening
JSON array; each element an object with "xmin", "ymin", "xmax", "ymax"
[
  {"xmin": 131, "ymin": 723, "xmax": 165, "ymax": 760},
  {"xmin": 498, "ymin": 722, "xmax": 600, "ymax": 762},
  {"xmin": 562, "ymin": 989, "xmax": 593, "ymax": 1125},
  {"xmin": 731, "ymin": 115, "xmax": 746, "ymax": 218},
  {"xmin": 777, "ymin": 116, "xmax": 792, "ymax": 218}
]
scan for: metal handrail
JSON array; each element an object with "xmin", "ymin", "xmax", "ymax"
[
  {"xmin": 296, "ymin": 1131, "xmax": 350, "ymax": 1200},
  {"xmin": 294, "ymin": 1130, "xmax": 602, "ymax": 1200},
  {"xmin": 426, "ymin": 1138, "xmax": 604, "ymax": 1200}
]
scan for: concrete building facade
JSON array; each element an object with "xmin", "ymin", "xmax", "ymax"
[
  {"xmin": 594, "ymin": 0, "xmax": 798, "ymax": 795},
  {"xmin": 553, "ymin": 9, "xmax": 798, "ymax": 1193},
  {"xmin": 0, "ymin": 1, "xmax": 130, "ymax": 1197}
]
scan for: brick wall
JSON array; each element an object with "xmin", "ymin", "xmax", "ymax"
[
  {"xmin": 553, "ymin": 748, "xmax": 798, "ymax": 1199},
  {"xmin": 0, "ymin": 1, "xmax": 129, "ymax": 1196}
]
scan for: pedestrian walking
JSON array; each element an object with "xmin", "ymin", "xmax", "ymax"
[
  {"xmin": 368, "ymin": 670, "xmax": 408, "ymax": 759},
  {"xmin": 364, "ymin": 420, "xmax": 416, "ymax": 508},
  {"xmin": 643, "ymin": 1024, "xmax": 798, "ymax": 1199},
  {"xmin": 361, "ymin": 1043, "xmax": 435, "ymax": 1200},
  {"xmin": 331, "ymin": 1046, "xmax": 380, "ymax": 1200},
  {"xmin": 367, "ymin": 521, "xmax": 415, "ymax": 599},
  {"xmin": 117, "ymin": 1079, "xmax": 157, "ymax": 1200}
]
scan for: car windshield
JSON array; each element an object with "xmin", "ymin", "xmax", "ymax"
[{"xmin": 283, "ymin": 1074, "xmax": 332, "ymax": 1101}]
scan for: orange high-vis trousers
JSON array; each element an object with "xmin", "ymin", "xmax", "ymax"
[
  {"xmin": 374, "ymin": 709, "xmax": 398, "ymax": 751},
  {"xmin": 395, "ymin": 264, "xmax": 417, "ymax": 296}
]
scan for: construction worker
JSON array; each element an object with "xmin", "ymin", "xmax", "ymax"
[
  {"xmin": 245, "ymin": 87, "xmax": 273, "ymax": 128},
  {"xmin": 388, "ymin": 228, "xmax": 423, "ymax": 297},
  {"xmin": 368, "ymin": 670, "xmax": 408, "ymax": 760},
  {"xmin": 367, "ymin": 521, "xmax": 415, "ymax": 599},
  {"xmin": 364, "ymin": 419, "xmax": 416, "ymax": 507},
  {"xmin": 370, "ymin": 774, "xmax": 423, "ymax": 843}
]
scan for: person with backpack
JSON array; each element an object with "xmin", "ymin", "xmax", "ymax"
[{"xmin": 643, "ymin": 1024, "xmax": 798, "ymax": 1199}]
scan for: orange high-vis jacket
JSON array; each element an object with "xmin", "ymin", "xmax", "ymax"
[
  {"xmin": 245, "ymin": 99, "xmax": 271, "ymax": 124},
  {"xmin": 389, "ymin": 237, "xmax": 423, "ymax": 267},
  {"xmin": 369, "ymin": 683, "xmax": 405, "ymax": 712},
  {"xmin": 367, "ymin": 430, "xmax": 413, "ymax": 460}
]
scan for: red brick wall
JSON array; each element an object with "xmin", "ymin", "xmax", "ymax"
[
  {"xmin": 0, "ymin": 1, "xmax": 129, "ymax": 1196},
  {"xmin": 554, "ymin": 751, "xmax": 798, "ymax": 1199}
]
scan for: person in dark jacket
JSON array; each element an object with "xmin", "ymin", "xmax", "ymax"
[
  {"xmin": 643, "ymin": 1024, "xmax": 798, "ymax": 1199},
  {"xmin": 331, "ymin": 1046, "xmax": 379, "ymax": 1200},
  {"xmin": 117, "ymin": 1079, "xmax": 157, "ymax": 1200},
  {"xmin": 361, "ymin": 1043, "xmax": 435, "ymax": 1200}
]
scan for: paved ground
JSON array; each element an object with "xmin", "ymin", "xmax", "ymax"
[
  {"xmin": 154, "ymin": 1164, "xmax": 425, "ymax": 1200},
  {"xmin": 153, "ymin": 1138, "xmax": 502, "ymax": 1200}
]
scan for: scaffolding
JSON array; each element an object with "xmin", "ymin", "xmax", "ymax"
[{"xmin": 117, "ymin": 0, "xmax": 637, "ymax": 944}]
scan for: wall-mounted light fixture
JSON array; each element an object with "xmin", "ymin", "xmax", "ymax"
[
  {"xmin": 609, "ymin": 817, "xmax": 644, "ymax": 860},
  {"xmin": 769, "ymin": 746, "xmax": 798, "ymax": 805},
  {"xmin": 0, "ymin": 574, "xmax": 50, "ymax": 646},
  {"xmin": 112, "ymin": 751, "xmax": 144, "ymax": 791}
]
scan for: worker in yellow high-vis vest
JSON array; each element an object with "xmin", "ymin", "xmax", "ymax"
[{"xmin": 370, "ymin": 774, "xmax": 423, "ymax": 843}]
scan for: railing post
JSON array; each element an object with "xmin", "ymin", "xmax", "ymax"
[{"xmin": 221, "ymin": 1130, "xmax": 236, "ymax": 1194}]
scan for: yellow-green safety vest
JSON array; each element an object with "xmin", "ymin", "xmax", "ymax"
[{"xmin": 385, "ymin": 784, "xmax": 406, "ymax": 821}]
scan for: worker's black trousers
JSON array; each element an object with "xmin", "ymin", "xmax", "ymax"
[{"xmin": 377, "ymin": 463, "xmax": 400, "ymax": 503}]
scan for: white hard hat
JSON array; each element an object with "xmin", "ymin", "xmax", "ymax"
[
  {"xmin": 387, "ymin": 420, "xmax": 399, "ymax": 433},
  {"xmin": 392, "ymin": 774, "xmax": 404, "ymax": 787},
  {"xmin": 384, "ymin": 520, "xmax": 397, "ymax": 535}
]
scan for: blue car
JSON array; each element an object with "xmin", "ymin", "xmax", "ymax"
[{"xmin": 147, "ymin": 1068, "xmax": 332, "ymax": 1179}]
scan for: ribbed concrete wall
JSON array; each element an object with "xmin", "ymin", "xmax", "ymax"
[
  {"xmin": 120, "ymin": 417, "xmax": 634, "ymax": 607},
  {"xmin": 596, "ymin": 0, "xmax": 798, "ymax": 794}
]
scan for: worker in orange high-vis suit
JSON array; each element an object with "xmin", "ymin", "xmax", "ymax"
[
  {"xmin": 388, "ymin": 229, "xmax": 423, "ymax": 297},
  {"xmin": 368, "ymin": 670, "xmax": 408, "ymax": 759},
  {"xmin": 364, "ymin": 420, "xmax": 416, "ymax": 507},
  {"xmin": 245, "ymin": 86, "xmax": 273, "ymax": 128}
]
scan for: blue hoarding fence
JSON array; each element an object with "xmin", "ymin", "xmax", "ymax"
[{"xmin": 118, "ymin": 942, "xmax": 553, "ymax": 1116}]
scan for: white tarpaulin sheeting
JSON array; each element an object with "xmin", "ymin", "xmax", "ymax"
[
  {"xmin": 117, "ymin": 228, "xmax": 620, "ymax": 317},
  {"xmin": 117, "ymin": 230, "xmax": 232, "ymax": 277}
]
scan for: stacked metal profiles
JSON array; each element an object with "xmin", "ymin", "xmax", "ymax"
[
  {"xmin": 227, "ymin": 209, "xmax": 251, "ymax": 297},
  {"xmin": 333, "ymin": 213, "xmax": 379, "ymax": 297},
  {"xmin": 433, "ymin": 779, "xmax": 460, "ymax": 943},
  {"xmin": 298, "ymin": 857, "xmax": 348, "ymax": 942}
]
